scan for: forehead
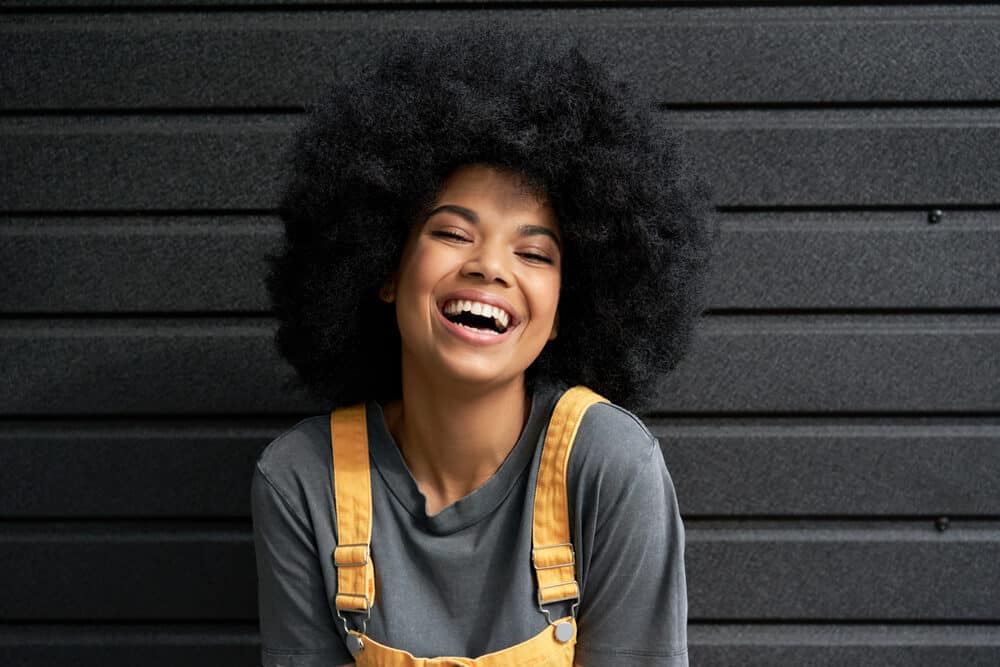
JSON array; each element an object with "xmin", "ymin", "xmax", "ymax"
[{"xmin": 432, "ymin": 164, "xmax": 558, "ymax": 230}]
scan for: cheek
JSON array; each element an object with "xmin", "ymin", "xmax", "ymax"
[
  {"xmin": 396, "ymin": 244, "xmax": 445, "ymax": 298},
  {"xmin": 530, "ymin": 275, "xmax": 561, "ymax": 324}
]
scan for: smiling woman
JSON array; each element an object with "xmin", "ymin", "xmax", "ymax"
[
  {"xmin": 386, "ymin": 164, "xmax": 561, "ymax": 390},
  {"xmin": 381, "ymin": 164, "xmax": 563, "ymax": 516},
  {"xmin": 253, "ymin": 20, "xmax": 717, "ymax": 667}
]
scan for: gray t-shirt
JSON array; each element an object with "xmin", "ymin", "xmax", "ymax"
[{"xmin": 251, "ymin": 383, "xmax": 688, "ymax": 666}]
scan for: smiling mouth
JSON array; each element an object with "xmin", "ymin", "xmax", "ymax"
[{"xmin": 440, "ymin": 300, "xmax": 512, "ymax": 334}]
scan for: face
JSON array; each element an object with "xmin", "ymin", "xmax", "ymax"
[{"xmin": 383, "ymin": 163, "xmax": 562, "ymax": 391}]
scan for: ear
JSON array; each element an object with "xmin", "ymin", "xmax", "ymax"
[
  {"xmin": 548, "ymin": 311, "xmax": 559, "ymax": 341},
  {"xmin": 379, "ymin": 277, "xmax": 396, "ymax": 303}
]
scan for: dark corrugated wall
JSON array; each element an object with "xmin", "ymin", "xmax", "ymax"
[{"xmin": 2, "ymin": 2, "xmax": 1000, "ymax": 665}]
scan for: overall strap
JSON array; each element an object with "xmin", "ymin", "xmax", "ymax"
[
  {"xmin": 532, "ymin": 386, "xmax": 608, "ymax": 611},
  {"xmin": 330, "ymin": 404, "xmax": 376, "ymax": 614}
]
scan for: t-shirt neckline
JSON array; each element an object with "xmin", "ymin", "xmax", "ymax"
[{"xmin": 366, "ymin": 386, "xmax": 558, "ymax": 535}]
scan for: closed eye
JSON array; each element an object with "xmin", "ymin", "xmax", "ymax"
[
  {"xmin": 519, "ymin": 252, "xmax": 554, "ymax": 264},
  {"xmin": 431, "ymin": 230, "xmax": 469, "ymax": 241}
]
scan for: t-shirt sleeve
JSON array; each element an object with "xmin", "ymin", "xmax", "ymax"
[
  {"xmin": 251, "ymin": 460, "xmax": 354, "ymax": 667},
  {"xmin": 574, "ymin": 422, "xmax": 689, "ymax": 667}
]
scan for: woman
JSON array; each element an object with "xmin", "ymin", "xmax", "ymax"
[{"xmin": 252, "ymin": 21, "xmax": 717, "ymax": 667}]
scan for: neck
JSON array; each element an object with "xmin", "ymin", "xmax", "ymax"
[{"xmin": 383, "ymin": 363, "xmax": 531, "ymax": 517}]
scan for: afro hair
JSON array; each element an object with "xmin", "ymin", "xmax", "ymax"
[{"xmin": 266, "ymin": 21, "xmax": 719, "ymax": 414}]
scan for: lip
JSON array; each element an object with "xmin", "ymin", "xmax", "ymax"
[{"xmin": 435, "ymin": 289, "xmax": 522, "ymax": 346}]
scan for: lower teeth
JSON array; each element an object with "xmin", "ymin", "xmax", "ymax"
[{"xmin": 459, "ymin": 322, "xmax": 499, "ymax": 335}]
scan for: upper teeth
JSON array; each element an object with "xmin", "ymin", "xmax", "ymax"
[{"xmin": 443, "ymin": 300, "xmax": 511, "ymax": 327}]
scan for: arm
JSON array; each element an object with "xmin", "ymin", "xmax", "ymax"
[
  {"xmin": 574, "ymin": 432, "xmax": 688, "ymax": 667},
  {"xmin": 252, "ymin": 460, "xmax": 355, "ymax": 667}
]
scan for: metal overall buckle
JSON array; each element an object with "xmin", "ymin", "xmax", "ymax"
[
  {"xmin": 335, "ymin": 595, "xmax": 371, "ymax": 657},
  {"xmin": 532, "ymin": 542, "xmax": 579, "ymax": 643},
  {"xmin": 333, "ymin": 543, "xmax": 372, "ymax": 656}
]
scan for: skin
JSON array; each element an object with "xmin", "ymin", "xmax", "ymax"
[
  {"xmin": 338, "ymin": 162, "xmax": 585, "ymax": 667},
  {"xmin": 379, "ymin": 163, "xmax": 562, "ymax": 517}
]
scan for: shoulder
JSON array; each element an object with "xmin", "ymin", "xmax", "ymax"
[
  {"xmin": 256, "ymin": 414, "xmax": 331, "ymax": 476},
  {"xmin": 562, "ymin": 393, "xmax": 676, "ymax": 523},
  {"xmin": 570, "ymin": 397, "xmax": 660, "ymax": 478},
  {"xmin": 254, "ymin": 414, "xmax": 332, "ymax": 510}
]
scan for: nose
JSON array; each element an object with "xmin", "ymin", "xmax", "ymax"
[{"xmin": 461, "ymin": 240, "xmax": 512, "ymax": 286}]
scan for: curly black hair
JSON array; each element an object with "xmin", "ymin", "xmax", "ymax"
[{"xmin": 266, "ymin": 21, "xmax": 718, "ymax": 413}]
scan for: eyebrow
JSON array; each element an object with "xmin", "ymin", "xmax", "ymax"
[{"xmin": 425, "ymin": 204, "xmax": 562, "ymax": 249}]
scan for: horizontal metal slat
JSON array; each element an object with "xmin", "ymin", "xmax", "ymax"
[
  {"xmin": 5, "ymin": 111, "xmax": 999, "ymax": 210},
  {"xmin": 0, "ymin": 421, "xmax": 281, "ymax": 517},
  {"xmin": 661, "ymin": 314, "xmax": 1000, "ymax": 413},
  {"xmin": 0, "ymin": 116, "xmax": 292, "ymax": 211},
  {"xmin": 0, "ymin": 215, "xmax": 280, "ymax": 313},
  {"xmin": 1, "ymin": 215, "xmax": 281, "ymax": 314},
  {"xmin": 3, "ymin": 211, "xmax": 999, "ymax": 313},
  {"xmin": 689, "ymin": 623, "xmax": 1000, "ymax": 667},
  {"xmin": 1, "ymin": 623, "xmax": 999, "ymax": 667},
  {"xmin": 711, "ymin": 211, "xmax": 1000, "ymax": 310},
  {"xmin": 3, "ymin": 7, "xmax": 1000, "ymax": 108},
  {"xmin": 658, "ymin": 419, "xmax": 1000, "ymax": 517},
  {"xmin": 686, "ymin": 521, "xmax": 1000, "ymax": 620},
  {"xmin": 2, "ymin": 623, "xmax": 998, "ymax": 666},
  {"xmin": 0, "ymin": 625, "xmax": 258, "ymax": 667},
  {"xmin": 0, "ymin": 523, "xmax": 255, "ymax": 619},
  {"xmin": 677, "ymin": 109, "xmax": 1000, "ymax": 208},
  {"xmin": 3, "ymin": 521, "xmax": 999, "ymax": 620},
  {"xmin": 3, "ymin": 418, "xmax": 1000, "ymax": 518},
  {"xmin": 0, "ymin": 317, "xmax": 315, "ymax": 415},
  {"xmin": 2, "ymin": 315, "xmax": 998, "ymax": 414}
]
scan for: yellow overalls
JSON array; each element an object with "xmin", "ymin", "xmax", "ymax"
[{"xmin": 329, "ymin": 386, "xmax": 607, "ymax": 666}]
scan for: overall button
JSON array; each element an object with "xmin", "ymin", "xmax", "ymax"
[{"xmin": 554, "ymin": 621, "xmax": 574, "ymax": 643}]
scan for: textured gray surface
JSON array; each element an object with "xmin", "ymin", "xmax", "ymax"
[
  {"xmin": 0, "ymin": 626, "xmax": 259, "ymax": 667},
  {"xmin": 3, "ymin": 418, "xmax": 999, "ymax": 518},
  {"xmin": 680, "ymin": 110, "xmax": 1000, "ymax": 207},
  {"xmin": 5, "ymin": 112, "xmax": 1000, "ymax": 210},
  {"xmin": 689, "ymin": 624, "xmax": 1000, "ymax": 667},
  {"xmin": 0, "ymin": 319, "xmax": 312, "ymax": 414},
  {"xmin": 710, "ymin": 211, "xmax": 1000, "ymax": 310},
  {"xmin": 0, "ymin": 523, "xmax": 256, "ymax": 619},
  {"xmin": 658, "ymin": 419, "xmax": 1000, "ymax": 516},
  {"xmin": 3, "ymin": 522, "xmax": 998, "ymax": 620},
  {"xmin": 3, "ymin": 7, "xmax": 1000, "ymax": 109},
  {"xmin": 3, "ymin": 211, "xmax": 998, "ymax": 313},
  {"xmin": 3, "ymin": 623, "xmax": 998, "ymax": 666},
  {"xmin": 0, "ymin": 421, "xmax": 278, "ymax": 516},
  {"xmin": 660, "ymin": 314, "xmax": 1000, "ymax": 412},
  {"xmin": 686, "ymin": 521, "xmax": 1000, "ymax": 619},
  {"xmin": 0, "ymin": 216, "xmax": 280, "ymax": 313},
  {"xmin": 2, "ymin": 317, "xmax": 998, "ymax": 414},
  {"xmin": 3, "ymin": 2, "xmax": 1000, "ymax": 664},
  {"xmin": 0, "ymin": 116, "xmax": 292, "ymax": 211}
]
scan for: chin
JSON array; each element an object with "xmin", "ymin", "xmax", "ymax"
[{"xmin": 433, "ymin": 357, "xmax": 526, "ymax": 390}]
